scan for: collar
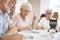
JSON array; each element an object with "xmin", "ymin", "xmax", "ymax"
[
  {"xmin": 0, "ymin": 9, "xmax": 3, "ymax": 14},
  {"xmin": 0, "ymin": 9, "xmax": 7, "ymax": 15}
]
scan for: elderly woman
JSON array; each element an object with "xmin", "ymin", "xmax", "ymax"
[
  {"xmin": 37, "ymin": 9, "xmax": 60, "ymax": 31},
  {"xmin": 12, "ymin": 2, "xmax": 34, "ymax": 31}
]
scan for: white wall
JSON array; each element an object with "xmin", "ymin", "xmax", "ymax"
[
  {"xmin": 15, "ymin": 0, "xmax": 28, "ymax": 13},
  {"xmin": 40, "ymin": 0, "xmax": 50, "ymax": 15},
  {"xmin": 50, "ymin": 0, "xmax": 60, "ymax": 18},
  {"xmin": 28, "ymin": 0, "xmax": 40, "ymax": 23}
]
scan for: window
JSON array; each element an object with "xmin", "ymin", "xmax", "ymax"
[{"xmin": 50, "ymin": 0, "xmax": 60, "ymax": 12}]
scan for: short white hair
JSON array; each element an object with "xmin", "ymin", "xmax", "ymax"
[
  {"xmin": 45, "ymin": 8, "xmax": 52, "ymax": 14},
  {"xmin": 20, "ymin": 2, "xmax": 33, "ymax": 11}
]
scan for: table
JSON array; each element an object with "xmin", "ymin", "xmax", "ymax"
[{"xmin": 18, "ymin": 30, "xmax": 54, "ymax": 40}]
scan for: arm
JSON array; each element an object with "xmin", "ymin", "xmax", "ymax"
[
  {"xmin": 35, "ymin": 18, "xmax": 44, "ymax": 30},
  {"xmin": 6, "ymin": 22, "xmax": 18, "ymax": 36},
  {"xmin": 35, "ymin": 24, "xmax": 43, "ymax": 30},
  {"xmin": 18, "ymin": 26, "xmax": 32, "ymax": 31},
  {"xmin": 5, "ymin": 14, "xmax": 18, "ymax": 36}
]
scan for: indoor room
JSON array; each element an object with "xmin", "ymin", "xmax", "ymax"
[{"xmin": 0, "ymin": 0, "xmax": 60, "ymax": 40}]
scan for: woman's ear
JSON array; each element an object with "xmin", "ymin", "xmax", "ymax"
[
  {"xmin": 21, "ymin": 8, "xmax": 24, "ymax": 13},
  {"xmin": 20, "ymin": 8, "xmax": 22, "ymax": 11}
]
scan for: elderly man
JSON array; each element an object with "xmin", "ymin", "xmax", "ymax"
[
  {"xmin": 37, "ymin": 9, "xmax": 59, "ymax": 31},
  {"xmin": 0, "ymin": 0, "xmax": 23, "ymax": 40},
  {"xmin": 12, "ymin": 2, "xmax": 35, "ymax": 31}
]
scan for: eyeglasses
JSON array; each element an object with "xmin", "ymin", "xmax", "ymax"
[{"xmin": 46, "ymin": 13, "xmax": 51, "ymax": 14}]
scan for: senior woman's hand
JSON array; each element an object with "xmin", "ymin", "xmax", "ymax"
[
  {"xmin": 18, "ymin": 26, "xmax": 32, "ymax": 31},
  {"xmin": 25, "ymin": 26, "xmax": 32, "ymax": 30}
]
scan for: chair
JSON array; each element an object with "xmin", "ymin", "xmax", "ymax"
[{"xmin": 52, "ymin": 12, "xmax": 58, "ymax": 19}]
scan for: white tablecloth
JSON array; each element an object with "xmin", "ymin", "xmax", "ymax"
[{"xmin": 18, "ymin": 30, "xmax": 53, "ymax": 40}]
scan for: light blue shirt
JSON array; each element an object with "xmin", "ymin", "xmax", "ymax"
[
  {"xmin": 53, "ymin": 32, "xmax": 60, "ymax": 40},
  {"xmin": 0, "ymin": 10, "xmax": 10, "ymax": 37}
]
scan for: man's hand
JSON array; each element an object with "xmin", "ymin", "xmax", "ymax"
[
  {"xmin": 24, "ymin": 26, "xmax": 32, "ymax": 30},
  {"xmin": 35, "ymin": 25, "xmax": 43, "ymax": 30},
  {"xmin": 6, "ymin": 22, "xmax": 18, "ymax": 36}
]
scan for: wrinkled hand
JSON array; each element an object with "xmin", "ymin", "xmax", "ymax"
[{"xmin": 25, "ymin": 26, "xmax": 32, "ymax": 30}]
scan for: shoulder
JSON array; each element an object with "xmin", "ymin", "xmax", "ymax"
[
  {"xmin": 38, "ymin": 17, "xmax": 46, "ymax": 25},
  {"xmin": 40, "ymin": 17, "xmax": 46, "ymax": 21},
  {"xmin": 41, "ymin": 17, "xmax": 46, "ymax": 20}
]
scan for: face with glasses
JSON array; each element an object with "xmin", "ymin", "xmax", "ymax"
[
  {"xmin": 20, "ymin": 8, "xmax": 30, "ymax": 17},
  {"xmin": 46, "ymin": 10, "xmax": 52, "ymax": 20},
  {"xmin": 5, "ymin": 0, "xmax": 16, "ymax": 13}
]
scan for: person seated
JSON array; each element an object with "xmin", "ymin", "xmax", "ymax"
[
  {"xmin": 37, "ymin": 9, "xmax": 60, "ymax": 31},
  {"xmin": 12, "ymin": 2, "xmax": 35, "ymax": 31},
  {"xmin": 0, "ymin": 0, "xmax": 23, "ymax": 40}
]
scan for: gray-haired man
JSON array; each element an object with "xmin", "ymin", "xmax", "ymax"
[{"xmin": 0, "ymin": 0, "xmax": 23, "ymax": 40}]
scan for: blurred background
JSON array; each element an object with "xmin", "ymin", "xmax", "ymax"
[{"xmin": 15, "ymin": 0, "xmax": 60, "ymax": 25}]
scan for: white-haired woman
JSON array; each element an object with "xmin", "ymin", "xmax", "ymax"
[{"xmin": 12, "ymin": 2, "xmax": 34, "ymax": 31}]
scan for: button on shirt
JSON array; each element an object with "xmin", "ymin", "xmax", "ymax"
[{"xmin": 0, "ymin": 10, "xmax": 10, "ymax": 37}]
